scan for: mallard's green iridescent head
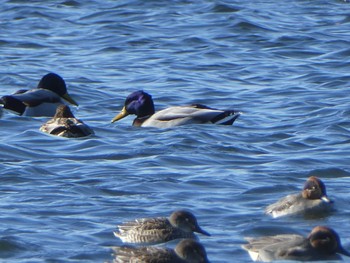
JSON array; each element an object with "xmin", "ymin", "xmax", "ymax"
[
  {"xmin": 111, "ymin": 90, "xmax": 155, "ymax": 123},
  {"xmin": 38, "ymin": 73, "xmax": 78, "ymax": 106}
]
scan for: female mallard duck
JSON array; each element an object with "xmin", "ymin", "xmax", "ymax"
[
  {"xmin": 242, "ymin": 226, "xmax": 350, "ymax": 262},
  {"xmin": 112, "ymin": 239, "xmax": 210, "ymax": 263},
  {"xmin": 111, "ymin": 90, "xmax": 240, "ymax": 128},
  {"xmin": 0, "ymin": 73, "xmax": 78, "ymax": 117},
  {"xmin": 40, "ymin": 105, "xmax": 94, "ymax": 138},
  {"xmin": 114, "ymin": 210, "xmax": 210, "ymax": 245},
  {"xmin": 265, "ymin": 176, "xmax": 333, "ymax": 218}
]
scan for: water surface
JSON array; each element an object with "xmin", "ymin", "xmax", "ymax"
[{"xmin": 1, "ymin": 0, "xmax": 350, "ymax": 262}]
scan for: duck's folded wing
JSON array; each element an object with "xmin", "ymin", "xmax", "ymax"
[
  {"xmin": 117, "ymin": 217, "xmax": 168, "ymax": 232},
  {"xmin": 11, "ymin": 89, "xmax": 62, "ymax": 107},
  {"xmin": 265, "ymin": 194, "xmax": 301, "ymax": 216},
  {"xmin": 244, "ymin": 234, "xmax": 304, "ymax": 251},
  {"xmin": 40, "ymin": 118, "xmax": 93, "ymax": 137},
  {"xmin": 151, "ymin": 105, "xmax": 240, "ymax": 125},
  {"xmin": 112, "ymin": 246, "xmax": 174, "ymax": 263},
  {"xmin": 243, "ymin": 235, "xmax": 306, "ymax": 262},
  {"xmin": 114, "ymin": 217, "xmax": 173, "ymax": 244},
  {"xmin": 40, "ymin": 118, "xmax": 70, "ymax": 134}
]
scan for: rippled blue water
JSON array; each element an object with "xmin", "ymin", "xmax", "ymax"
[{"xmin": 1, "ymin": 0, "xmax": 350, "ymax": 262}]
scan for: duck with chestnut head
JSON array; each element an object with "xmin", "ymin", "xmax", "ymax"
[{"xmin": 242, "ymin": 226, "xmax": 350, "ymax": 262}]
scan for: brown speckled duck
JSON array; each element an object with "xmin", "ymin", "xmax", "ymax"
[
  {"xmin": 40, "ymin": 105, "xmax": 93, "ymax": 138},
  {"xmin": 114, "ymin": 210, "xmax": 210, "ymax": 245},
  {"xmin": 113, "ymin": 239, "xmax": 210, "ymax": 263}
]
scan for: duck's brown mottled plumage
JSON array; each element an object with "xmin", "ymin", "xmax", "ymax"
[
  {"xmin": 40, "ymin": 105, "xmax": 93, "ymax": 138},
  {"xmin": 113, "ymin": 239, "xmax": 210, "ymax": 263},
  {"xmin": 114, "ymin": 210, "xmax": 210, "ymax": 245}
]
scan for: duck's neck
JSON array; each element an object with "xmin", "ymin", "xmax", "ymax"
[{"xmin": 133, "ymin": 115, "xmax": 151, "ymax": 126}]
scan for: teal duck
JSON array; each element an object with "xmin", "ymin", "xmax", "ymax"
[
  {"xmin": 113, "ymin": 239, "xmax": 210, "ymax": 263},
  {"xmin": 114, "ymin": 210, "xmax": 210, "ymax": 245},
  {"xmin": 265, "ymin": 176, "xmax": 333, "ymax": 218},
  {"xmin": 40, "ymin": 105, "xmax": 93, "ymax": 138},
  {"xmin": 242, "ymin": 226, "xmax": 350, "ymax": 262}
]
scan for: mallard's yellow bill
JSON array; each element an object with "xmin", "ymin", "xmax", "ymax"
[
  {"xmin": 62, "ymin": 93, "xmax": 79, "ymax": 106},
  {"xmin": 111, "ymin": 106, "xmax": 129, "ymax": 123}
]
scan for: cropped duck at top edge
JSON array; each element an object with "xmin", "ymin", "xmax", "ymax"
[
  {"xmin": 40, "ymin": 105, "xmax": 94, "ymax": 138},
  {"xmin": 265, "ymin": 176, "xmax": 334, "ymax": 218},
  {"xmin": 242, "ymin": 226, "xmax": 350, "ymax": 262},
  {"xmin": 112, "ymin": 239, "xmax": 210, "ymax": 263},
  {"xmin": 0, "ymin": 73, "xmax": 78, "ymax": 117},
  {"xmin": 110, "ymin": 90, "xmax": 241, "ymax": 128},
  {"xmin": 114, "ymin": 210, "xmax": 210, "ymax": 245}
]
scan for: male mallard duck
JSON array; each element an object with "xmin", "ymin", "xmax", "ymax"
[
  {"xmin": 112, "ymin": 239, "xmax": 210, "ymax": 263},
  {"xmin": 111, "ymin": 90, "xmax": 240, "ymax": 128},
  {"xmin": 114, "ymin": 210, "xmax": 210, "ymax": 245},
  {"xmin": 242, "ymin": 226, "xmax": 350, "ymax": 262},
  {"xmin": 40, "ymin": 105, "xmax": 94, "ymax": 138},
  {"xmin": 0, "ymin": 73, "xmax": 78, "ymax": 117},
  {"xmin": 265, "ymin": 176, "xmax": 333, "ymax": 218}
]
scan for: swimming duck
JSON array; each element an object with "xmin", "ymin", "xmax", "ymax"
[
  {"xmin": 242, "ymin": 226, "xmax": 350, "ymax": 262},
  {"xmin": 265, "ymin": 176, "xmax": 333, "ymax": 218},
  {"xmin": 113, "ymin": 239, "xmax": 210, "ymax": 263},
  {"xmin": 40, "ymin": 105, "xmax": 94, "ymax": 138},
  {"xmin": 0, "ymin": 73, "xmax": 78, "ymax": 117},
  {"xmin": 110, "ymin": 90, "xmax": 240, "ymax": 128},
  {"xmin": 114, "ymin": 210, "xmax": 210, "ymax": 245}
]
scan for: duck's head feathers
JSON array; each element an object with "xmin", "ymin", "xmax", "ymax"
[
  {"xmin": 53, "ymin": 104, "xmax": 75, "ymax": 119},
  {"xmin": 38, "ymin": 73, "xmax": 78, "ymax": 106},
  {"xmin": 302, "ymin": 176, "xmax": 331, "ymax": 202},
  {"xmin": 169, "ymin": 210, "xmax": 211, "ymax": 237},
  {"xmin": 175, "ymin": 239, "xmax": 210, "ymax": 263},
  {"xmin": 111, "ymin": 90, "xmax": 155, "ymax": 123},
  {"xmin": 308, "ymin": 226, "xmax": 350, "ymax": 257}
]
